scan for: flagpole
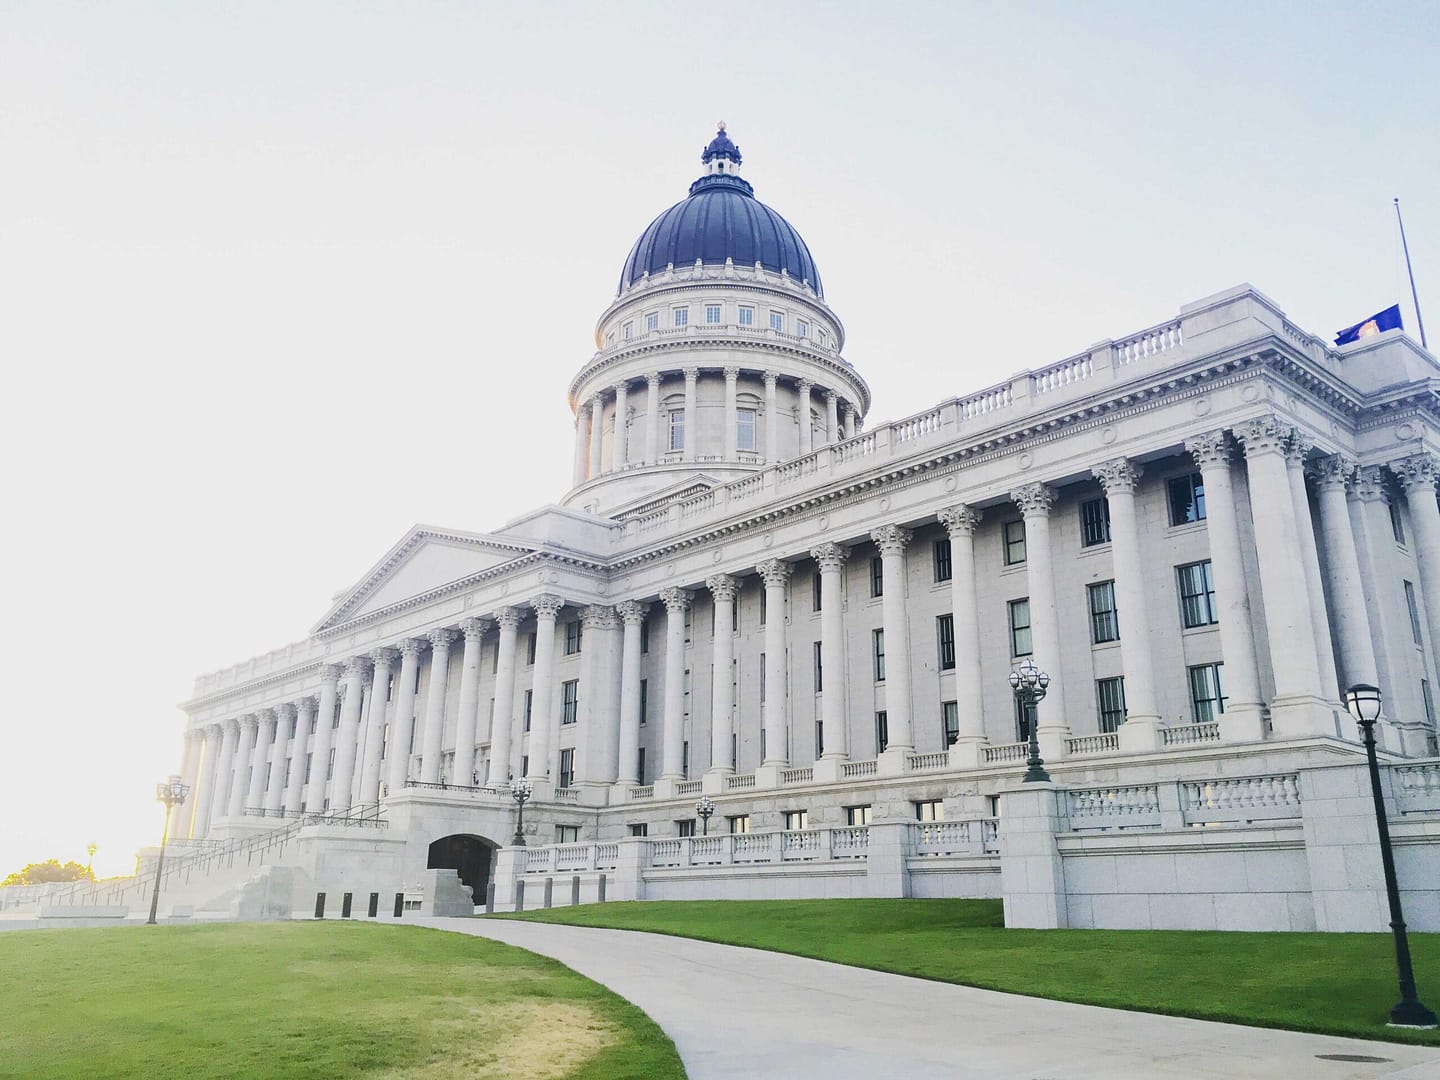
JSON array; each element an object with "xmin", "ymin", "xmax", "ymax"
[{"xmin": 1395, "ymin": 197, "xmax": 1428, "ymax": 349}]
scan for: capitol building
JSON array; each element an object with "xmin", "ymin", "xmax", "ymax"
[{"xmin": 106, "ymin": 127, "xmax": 1440, "ymax": 930}]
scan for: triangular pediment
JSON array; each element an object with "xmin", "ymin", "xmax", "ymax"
[{"xmin": 314, "ymin": 526, "xmax": 537, "ymax": 632}]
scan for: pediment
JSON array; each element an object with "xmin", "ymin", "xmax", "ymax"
[{"xmin": 313, "ymin": 526, "xmax": 536, "ymax": 633}]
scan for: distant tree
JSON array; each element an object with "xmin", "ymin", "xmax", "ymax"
[{"xmin": 2, "ymin": 860, "xmax": 95, "ymax": 886}]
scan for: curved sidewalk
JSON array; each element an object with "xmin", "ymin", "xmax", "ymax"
[{"xmin": 419, "ymin": 917, "xmax": 1440, "ymax": 1079}]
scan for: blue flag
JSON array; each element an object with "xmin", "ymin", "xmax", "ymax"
[{"xmin": 1335, "ymin": 304, "xmax": 1404, "ymax": 345}]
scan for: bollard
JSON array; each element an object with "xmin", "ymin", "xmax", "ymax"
[
  {"xmin": 314, "ymin": 892, "xmax": 326, "ymax": 919},
  {"xmin": 341, "ymin": 892, "xmax": 353, "ymax": 919},
  {"xmin": 368, "ymin": 893, "xmax": 379, "ymax": 918},
  {"xmin": 543, "ymin": 877, "xmax": 553, "ymax": 909},
  {"xmin": 571, "ymin": 875, "xmax": 580, "ymax": 907},
  {"xmin": 393, "ymin": 892, "xmax": 405, "ymax": 918},
  {"xmin": 598, "ymin": 873, "xmax": 606, "ymax": 903},
  {"xmin": 514, "ymin": 880, "xmax": 525, "ymax": 912},
  {"xmin": 486, "ymin": 882, "xmax": 496, "ymax": 914}
]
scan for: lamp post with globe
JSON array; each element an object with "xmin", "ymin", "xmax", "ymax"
[
  {"xmin": 695, "ymin": 796, "xmax": 716, "ymax": 836},
  {"xmin": 147, "ymin": 774, "xmax": 191, "ymax": 926},
  {"xmin": 1008, "ymin": 659, "xmax": 1051, "ymax": 784},
  {"xmin": 511, "ymin": 778, "xmax": 533, "ymax": 848}
]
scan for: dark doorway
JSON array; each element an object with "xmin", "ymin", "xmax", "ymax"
[{"xmin": 427, "ymin": 835, "xmax": 494, "ymax": 904}]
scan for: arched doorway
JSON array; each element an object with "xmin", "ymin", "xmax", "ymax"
[{"xmin": 427, "ymin": 834, "xmax": 495, "ymax": 904}]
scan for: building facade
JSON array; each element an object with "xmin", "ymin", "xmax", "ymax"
[{"xmin": 157, "ymin": 127, "xmax": 1440, "ymax": 930}]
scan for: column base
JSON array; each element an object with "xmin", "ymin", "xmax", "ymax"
[
  {"xmin": 701, "ymin": 768, "xmax": 730, "ymax": 796},
  {"xmin": 811, "ymin": 757, "xmax": 844, "ymax": 784},
  {"xmin": 754, "ymin": 763, "xmax": 785, "ymax": 790},
  {"xmin": 876, "ymin": 747, "xmax": 910, "ymax": 778},
  {"xmin": 1219, "ymin": 702, "xmax": 1266, "ymax": 744},
  {"xmin": 571, "ymin": 781, "xmax": 610, "ymax": 806},
  {"xmin": 652, "ymin": 777, "xmax": 682, "ymax": 800},
  {"xmin": 610, "ymin": 778, "xmax": 640, "ymax": 800},
  {"xmin": 950, "ymin": 738, "xmax": 985, "ymax": 769},
  {"xmin": 1269, "ymin": 695, "xmax": 1343, "ymax": 739},
  {"xmin": 1391, "ymin": 721, "xmax": 1432, "ymax": 757},
  {"xmin": 1117, "ymin": 715, "xmax": 1163, "ymax": 753},
  {"xmin": 526, "ymin": 779, "xmax": 555, "ymax": 804},
  {"xmin": 1037, "ymin": 726, "xmax": 1068, "ymax": 764}
]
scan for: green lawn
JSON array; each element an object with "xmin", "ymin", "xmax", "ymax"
[
  {"xmin": 0, "ymin": 922, "xmax": 684, "ymax": 1080},
  {"xmin": 502, "ymin": 898, "xmax": 1440, "ymax": 1046}
]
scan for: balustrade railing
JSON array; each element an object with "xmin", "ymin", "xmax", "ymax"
[
  {"xmin": 1115, "ymin": 319, "xmax": 1183, "ymax": 364},
  {"xmin": 1394, "ymin": 762, "xmax": 1440, "ymax": 814},
  {"xmin": 781, "ymin": 767, "xmax": 813, "ymax": 785},
  {"xmin": 726, "ymin": 773, "xmax": 757, "ymax": 791},
  {"xmin": 402, "ymin": 780, "xmax": 507, "ymax": 797},
  {"xmin": 840, "ymin": 759, "xmax": 877, "ymax": 779},
  {"xmin": 906, "ymin": 750, "xmax": 950, "ymax": 772},
  {"xmin": 628, "ymin": 785, "xmax": 654, "ymax": 800},
  {"xmin": 1067, "ymin": 785, "xmax": 1163, "ymax": 830},
  {"xmin": 1161, "ymin": 722, "xmax": 1221, "ymax": 747},
  {"xmin": 594, "ymin": 843, "xmax": 619, "ymax": 869},
  {"xmin": 983, "ymin": 742, "xmax": 1028, "ymax": 765},
  {"xmin": 1065, "ymin": 733, "xmax": 1119, "ymax": 756},
  {"xmin": 1180, "ymin": 774, "xmax": 1300, "ymax": 825},
  {"xmin": 911, "ymin": 818, "xmax": 999, "ymax": 857},
  {"xmin": 554, "ymin": 788, "xmax": 580, "ymax": 802},
  {"xmin": 1031, "ymin": 352, "xmax": 1093, "ymax": 395}
]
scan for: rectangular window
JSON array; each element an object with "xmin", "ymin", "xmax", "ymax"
[
  {"xmin": 813, "ymin": 641, "xmax": 823, "ymax": 693},
  {"xmin": 677, "ymin": 819, "xmax": 696, "ymax": 837},
  {"xmin": 630, "ymin": 823, "xmax": 648, "ymax": 837},
  {"xmin": 622, "ymin": 320, "xmax": 633, "ymax": 340},
  {"xmin": 1080, "ymin": 496, "xmax": 1111, "ymax": 547},
  {"xmin": 1177, "ymin": 560, "xmax": 1218, "ymax": 628},
  {"xmin": 637, "ymin": 747, "xmax": 645, "ymax": 784},
  {"xmin": 1003, "ymin": 520, "xmax": 1027, "ymax": 565},
  {"xmin": 812, "ymin": 572, "xmax": 823, "ymax": 611},
  {"xmin": 872, "ymin": 628, "xmax": 886, "ymax": 682},
  {"xmin": 942, "ymin": 700, "xmax": 959, "ymax": 745},
  {"xmin": 1423, "ymin": 679, "xmax": 1436, "ymax": 726},
  {"xmin": 705, "ymin": 304, "xmax": 722, "ymax": 324},
  {"xmin": 645, "ymin": 311, "xmax": 659, "ymax": 332},
  {"xmin": 1188, "ymin": 662, "xmax": 1227, "ymax": 722},
  {"xmin": 1391, "ymin": 502, "xmax": 1407, "ymax": 544},
  {"xmin": 796, "ymin": 318, "xmax": 809, "ymax": 338},
  {"xmin": 760, "ymin": 654, "xmax": 766, "ymax": 702},
  {"xmin": 738, "ymin": 305, "xmax": 754, "ymax": 327},
  {"xmin": 1097, "ymin": 676, "xmax": 1127, "ymax": 733},
  {"xmin": 526, "ymin": 632, "xmax": 537, "ymax": 665},
  {"xmin": 845, "ymin": 805, "xmax": 872, "ymax": 826},
  {"xmin": 1168, "ymin": 472, "xmax": 1207, "ymax": 526},
  {"xmin": 784, "ymin": 809, "xmax": 809, "ymax": 831},
  {"xmin": 1088, "ymin": 580, "xmax": 1120, "ymax": 644},
  {"xmin": 561, "ymin": 679, "xmax": 579, "ymax": 725},
  {"xmin": 668, "ymin": 409, "xmax": 685, "ymax": 451},
  {"xmin": 737, "ymin": 408, "xmax": 757, "ymax": 451},
  {"xmin": 769, "ymin": 310, "xmax": 784, "ymax": 332},
  {"xmin": 682, "ymin": 740, "xmax": 689, "ymax": 777},
  {"xmin": 933, "ymin": 538, "xmax": 952, "ymax": 582},
  {"xmin": 1405, "ymin": 581, "xmax": 1424, "ymax": 645},
  {"xmin": 556, "ymin": 824, "xmax": 579, "ymax": 843},
  {"xmin": 1015, "ymin": 697, "xmax": 1037, "ymax": 741},
  {"xmin": 558, "ymin": 747, "xmax": 574, "ymax": 788},
  {"xmin": 760, "ymin": 587, "xmax": 767, "ymax": 625},
  {"xmin": 1008, "ymin": 598, "xmax": 1032, "ymax": 657},
  {"xmin": 915, "ymin": 799, "xmax": 945, "ymax": 822},
  {"xmin": 815, "ymin": 718, "xmax": 824, "ymax": 757},
  {"xmin": 937, "ymin": 614, "xmax": 956, "ymax": 670},
  {"xmin": 523, "ymin": 689, "xmax": 533, "ymax": 732},
  {"xmin": 640, "ymin": 619, "xmax": 650, "ymax": 653},
  {"xmin": 728, "ymin": 814, "xmax": 751, "ymax": 834},
  {"xmin": 304, "ymin": 752, "xmax": 312, "ymax": 781},
  {"xmin": 639, "ymin": 678, "xmax": 648, "ymax": 724},
  {"xmin": 326, "ymin": 748, "xmax": 335, "ymax": 780},
  {"xmin": 673, "ymin": 307, "xmax": 688, "ymax": 327},
  {"xmin": 870, "ymin": 556, "xmax": 884, "ymax": 597},
  {"xmin": 875, "ymin": 710, "xmax": 889, "ymax": 753},
  {"xmin": 732, "ymin": 600, "xmax": 739, "ymax": 633},
  {"xmin": 564, "ymin": 621, "xmax": 582, "ymax": 655}
]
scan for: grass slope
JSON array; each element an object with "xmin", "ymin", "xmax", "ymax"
[
  {"xmin": 0, "ymin": 922, "xmax": 684, "ymax": 1080},
  {"xmin": 504, "ymin": 898, "xmax": 1440, "ymax": 1046}
]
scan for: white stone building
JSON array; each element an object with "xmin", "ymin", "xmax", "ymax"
[{"xmin": 149, "ymin": 127, "xmax": 1440, "ymax": 930}]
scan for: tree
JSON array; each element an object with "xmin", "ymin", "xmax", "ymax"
[{"xmin": 1, "ymin": 860, "xmax": 95, "ymax": 886}]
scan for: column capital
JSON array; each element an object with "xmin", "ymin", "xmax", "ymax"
[
  {"xmin": 645, "ymin": 371, "xmax": 662, "ymax": 389},
  {"xmin": 590, "ymin": 392, "xmax": 604, "ymax": 409},
  {"xmin": 1284, "ymin": 429, "xmax": 1315, "ymax": 464},
  {"xmin": 1351, "ymin": 464, "xmax": 1391, "ymax": 502},
  {"xmin": 274, "ymin": 702, "xmax": 297, "ymax": 721},
  {"xmin": 757, "ymin": 558, "xmax": 794, "ymax": 587},
  {"xmin": 616, "ymin": 599, "xmax": 651, "ymax": 624},
  {"xmin": 809, "ymin": 542, "xmax": 850, "ymax": 571},
  {"xmin": 530, "ymin": 593, "xmax": 566, "ymax": 619},
  {"xmin": 206, "ymin": 721, "xmax": 224, "ymax": 738},
  {"xmin": 823, "ymin": 389, "xmax": 837, "ymax": 405},
  {"xmin": 255, "ymin": 707, "xmax": 277, "ymax": 726},
  {"xmin": 1011, "ymin": 482, "xmax": 1057, "ymax": 517},
  {"xmin": 723, "ymin": 365, "xmax": 740, "ymax": 381},
  {"xmin": 682, "ymin": 366, "xmax": 700, "ymax": 383},
  {"xmin": 581, "ymin": 604, "xmax": 619, "ymax": 630},
  {"xmin": 1185, "ymin": 429, "xmax": 1232, "ymax": 469},
  {"xmin": 240, "ymin": 713, "xmax": 259, "ymax": 733},
  {"xmin": 342, "ymin": 657, "xmax": 371, "ymax": 681},
  {"xmin": 459, "ymin": 616, "xmax": 492, "ymax": 641},
  {"xmin": 937, "ymin": 504, "xmax": 982, "ymax": 536},
  {"xmin": 1236, "ymin": 413, "xmax": 1290, "ymax": 458},
  {"xmin": 495, "ymin": 605, "xmax": 525, "ymax": 631},
  {"xmin": 317, "ymin": 663, "xmax": 342, "ymax": 686},
  {"xmin": 1310, "ymin": 453, "xmax": 1358, "ymax": 491},
  {"xmin": 368, "ymin": 646, "xmax": 397, "ymax": 670},
  {"xmin": 1391, "ymin": 452, "xmax": 1439, "ymax": 494},
  {"xmin": 763, "ymin": 370, "xmax": 778, "ymax": 389},
  {"xmin": 295, "ymin": 695, "xmax": 318, "ymax": 714},
  {"xmin": 796, "ymin": 378, "xmax": 813, "ymax": 394},
  {"xmin": 426, "ymin": 628, "xmax": 456, "ymax": 651},
  {"xmin": 612, "ymin": 379, "xmax": 630, "ymax": 396},
  {"xmin": 223, "ymin": 717, "xmax": 241, "ymax": 736},
  {"xmin": 842, "ymin": 402, "xmax": 856, "ymax": 419},
  {"xmin": 870, "ymin": 524, "xmax": 912, "ymax": 555},
  {"xmin": 659, "ymin": 586, "xmax": 693, "ymax": 613},
  {"xmin": 706, "ymin": 573, "xmax": 740, "ymax": 601},
  {"xmin": 1093, "ymin": 457, "xmax": 1143, "ymax": 496}
]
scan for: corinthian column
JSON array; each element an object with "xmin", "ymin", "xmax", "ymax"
[
  {"xmin": 645, "ymin": 373, "xmax": 662, "ymax": 464},
  {"xmin": 723, "ymin": 367, "xmax": 739, "ymax": 460},
  {"xmin": 1311, "ymin": 456, "xmax": 1371, "ymax": 741},
  {"xmin": 824, "ymin": 391, "xmax": 839, "ymax": 446},
  {"xmin": 613, "ymin": 601, "xmax": 649, "ymax": 787},
  {"xmin": 764, "ymin": 371, "xmax": 779, "ymax": 462},
  {"xmin": 525, "ymin": 595, "xmax": 565, "ymax": 786},
  {"xmin": 487, "ymin": 608, "xmax": 523, "ymax": 787},
  {"xmin": 1012, "ymin": 484, "xmax": 1068, "ymax": 759},
  {"xmin": 358, "ymin": 650, "xmax": 395, "ymax": 803},
  {"xmin": 706, "ymin": 577, "xmax": 739, "ymax": 778},
  {"xmin": 588, "ymin": 394, "xmax": 604, "ymax": 478},
  {"xmin": 193, "ymin": 724, "xmax": 223, "ymax": 837},
  {"xmin": 1185, "ymin": 432, "xmax": 1264, "ymax": 740},
  {"xmin": 1350, "ymin": 467, "xmax": 1407, "ymax": 750},
  {"xmin": 1093, "ymin": 459, "xmax": 1163, "ymax": 750},
  {"xmin": 222, "ymin": 717, "xmax": 248, "ymax": 819},
  {"xmin": 419, "ymin": 629, "xmax": 455, "ymax": 783},
  {"xmin": 938, "ymin": 505, "xmax": 986, "ymax": 764},
  {"xmin": 244, "ymin": 710, "xmax": 274, "ymax": 812},
  {"xmin": 264, "ymin": 704, "xmax": 294, "ymax": 812},
  {"xmin": 284, "ymin": 697, "xmax": 315, "ymax": 813},
  {"xmin": 577, "ymin": 605, "xmax": 620, "ymax": 787},
  {"xmin": 1286, "ymin": 433, "xmax": 1340, "ymax": 702},
  {"xmin": 811, "ymin": 545, "xmax": 849, "ymax": 772},
  {"xmin": 842, "ymin": 403, "xmax": 857, "ymax": 440},
  {"xmin": 572, "ymin": 411, "xmax": 589, "ymax": 487},
  {"xmin": 304, "ymin": 666, "xmax": 341, "ymax": 811},
  {"xmin": 613, "ymin": 381, "xmax": 629, "ymax": 469},
  {"xmin": 385, "ymin": 640, "xmax": 422, "ymax": 795},
  {"xmin": 330, "ymin": 658, "xmax": 369, "ymax": 813},
  {"xmin": 797, "ymin": 379, "xmax": 814, "ymax": 456},
  {"xmin": 218, "ymin": 718, "xmax": 243, "ymax": 821},
  {"xmin": 682, "ymin": 368, "xmax": 699, "ymax": 462},
  {"xmin": 871, "ymin": 525, "xmax": 915, "ymax": 762},
  {"xmin": 452, "ymin": 618, "xmax": 490, "ymax": 788},
  {"xmin": 758, "ymin": 559, "xmax": 793, "ymax": 774},
  {"xmin": 1394, "ymin": 453, "xmax": 1440, "ymax": 669},
  {"xmin": 658, "ymin": 587, "xmax": 692, "ymax": 782}
]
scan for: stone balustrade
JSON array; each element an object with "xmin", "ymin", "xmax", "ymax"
[
  {"xmin": 983, "ymin": 742, "xmax": 1028, "ymax": 765},
  {"xmin": 911, "ymin": 818, "xmax": 1000, "ymax": 857},
  {"xmin": 1064, "ymin": 733, "xmax": 1118, "ymax": 756},
  {"xmin": 1064, "ymin": 773, "xmax": 1303, "ymax": 832},
  {"xmin": 1395, "ymin": 761, "xmax": 1440, "ymax": 813},
  {"xmin": 1161, "ymin": 722, "xmax": 1221, "ymax": 747},
  {"xmin": 906, "ymin": 751, "xmax": 950, "ymax": 772}
]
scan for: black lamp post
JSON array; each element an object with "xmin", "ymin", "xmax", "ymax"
[
  {"xmin": 695, "ymin": 796, "xmax": 715, "ymax": 836},
  {"xmin": 147, "ymin": 774, "xmax": 191, "ymax": 926},
  {"xmin": 510, "ymin": 778, "xmax": 533, "ymax": 847},
  {"xmin": 1344, "ymin": 683, "xmax": 1437, "ymax": 1029},
  {"xmin": 1008, "ymin": 658, "xmax": 1051, "ymax": 783}
]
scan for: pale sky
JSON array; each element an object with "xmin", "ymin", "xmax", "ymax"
[{"xmin": 1, "ymin": 1, "xmax": 1435, "ymax": 878}]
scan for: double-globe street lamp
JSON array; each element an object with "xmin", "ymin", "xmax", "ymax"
[
  {"xmin": 511, "ymin": 778, "xmax": 533, "ymax": 848},
  {"xmin": 147, "ymin": 774, "xmax": 191, "ymax": 926},
  {"xmin": 1008, "ymin": 658, "xmax": 1052, "ymax": 784},
  {"xmin": 695, "ymin": 796, "xmax": 715, "ymax": 836},
  {"xmin": 1343, "ymin": 683, "xmax": 1438, "ymax": 1029}
]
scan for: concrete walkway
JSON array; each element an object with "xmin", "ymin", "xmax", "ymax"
[{"xmin": 418, "ymin": 917, "xmax": 1440, "ymax": 1079}]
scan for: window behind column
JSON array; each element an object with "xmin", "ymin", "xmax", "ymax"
[
  {"xmin": 870, "ymin": 556, "xmax": 884, "ymax": 597},
  {"xmin": 1096, "ymin": 676, "xmax": 1127, "ymax": 733},
  {"xmin": 1008, "ymin": 598, "xmax": 1032, "ymax": 657},
  {"xmin": 1188, "ymin": 663, "xmax": 1227, "ymax": 722},
  {"xmin": 872, "ymin": 629, "xmax": 886, "ymax": 682},
  {"xmin": 1168, "ymin": 472, "xmax": 1206, "ymax": 526},
  {"xmin": 1014, "ymin": 698, "xmax": 1037, "ymax": 742},
  {"xmin": 1176, "ymin": 561, "xmax": 1218, "ymax": 627},
  {"xmin": 942, "ymin": 700, "xmax": 959, "ymax": 745},
  {"xmin": 639, "ymin": 679, "xmax": 648, "ymax": 724},
  {"xmin": 1088, "ymin": 581, "xmax": 1119, "ymax": 643},
  {"xmin": 561, "ymin": 680, "xmax": 579, "ymax": 725},
  {"xmin": 523, "ymin": 690, "xmax": 533, "ymax": 732},
  {"xmin": 564, "ymin": 621, "xmax": 582, "ymax": 655},
  {"xmin": 1405, "ymin": 581, "xmax": 1424, "ymax": 645},
  {"xmin": 936, "ymin": 614, "xmax": 956, "ymax": 670},
  {"xmin": 933, "ymin": 538, "xmax": 952, "ymax": 582},
  {"xmin": 875, "ymin": 710, "xmax": 889, "ymax": 752},
  {"xmin": 737, "ymin": 408, "xmax": 757, "ymax": 451},
  {"xmin": 1003, "ymin": 520, "xmax": 1027, "ymax": 565},
  {"xmin": 1080, "ymin": 497, "xmax": 1111, "ymax": 546},
  {"xmin": 813, "ymin": 641, "xmax": 823, "ymax": 692},
  {"xmin": 558, "ymin": 748, "xmax": 574, "ymax": 787},
  {"xmin": 668, "ymin": 409, "xmax": 685, "ymax": 451}
]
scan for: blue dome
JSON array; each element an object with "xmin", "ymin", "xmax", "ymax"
[{"xmin": 619, "ymin": 134, "xmax": 823, "ymax": 298}]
